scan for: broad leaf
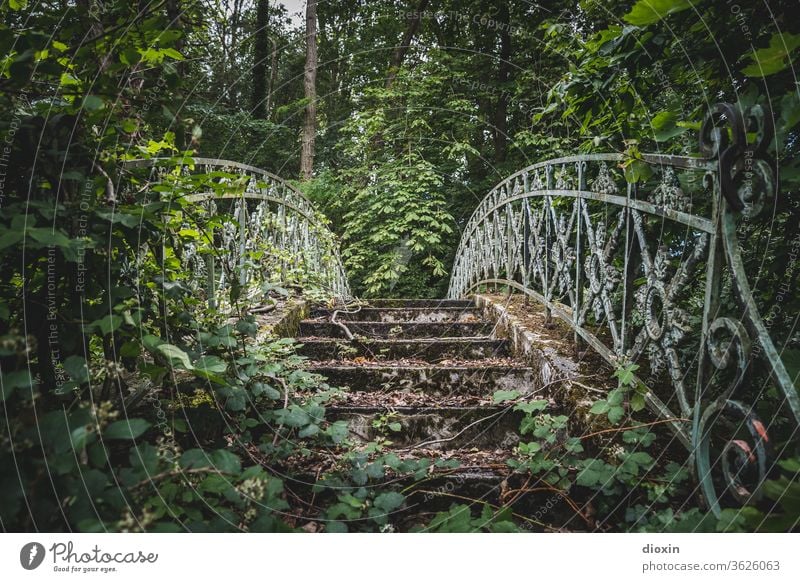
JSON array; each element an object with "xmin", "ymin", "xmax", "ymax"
[
  {"xmin": 624, "ymin": 0, "xmax": 697, "ymax": 26},
  {"xmin": 105, "ymin": 419, "xmax": 151, "ymax": 440}
]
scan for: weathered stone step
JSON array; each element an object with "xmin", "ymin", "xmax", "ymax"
[
  {"xmin": 297, "ymin": 338, "xmax": 509, "ymax": 361},
  {"xmin": 311, "ymin": 307, "xmax": 482, "ymax": 323},
  {"xmin": 291, "ymin": 457, "xmax": 584, "ymax": 531},
  {"xmin": 327, "ymin": 405, "xmax": 522, "ymax": 448},
  {"xmin": 309, "ymin": 365, "xmax": 537, "ymax": 393},
  {"xmin": 400, "ymin": 471, "xmax": 587, "ymax": 531},
  {"xmin": 360, "ymin": 299, "xmax": 474, "ymax": 308},
  {"xmin": 289, "ymin": 453, "xmax": 584, "ymax": 531},
  {"xmin": 299, "ymin": 321, "xmax": 494, "ymax": 339}
]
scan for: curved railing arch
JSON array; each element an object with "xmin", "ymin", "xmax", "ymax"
[
  {"xmin": 122, "ymin": 157, "xmax": 350, "ymax": 306},
  {"xmin": 448, "ymin": 104, "xmax": 799, "ymax": 515}
]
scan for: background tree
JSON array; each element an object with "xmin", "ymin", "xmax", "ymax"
[
  {"xmin": 252, "ymin": 0, "xmax": 271, "ymax": 118},
  {"xmin": 300, "ymin": 0, "xmax": 318, "ymax": 179}
]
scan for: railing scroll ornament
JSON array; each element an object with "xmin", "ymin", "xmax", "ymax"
[{"xmin": 448, "ymin": 103, "xmax": 798, "ymax": 515}]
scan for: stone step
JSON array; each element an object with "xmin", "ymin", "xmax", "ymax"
[
  {"xmin": 297, "ymin": 338, "xmax": 509, "ymax": 361},
  {"xmin": 326, "ymin": 405, "xmax": 522, "ymax": 449},
  {"xmin": 400, "ymin": 474, "xmax": 587, "ymax": 531},
  {"xmin": 299, "ymin": 321, "xmax": 494, "ymax": 339},
  {"xmin": 311, "ymin": 307, "xmax": 482, "ymax": 323},
  {"xmin": 360, "ymin": 299, "xmax": 474, "ymax": 308},
  {"xmin": 288, "ymin": 449, "xmax": 584, "ymax": 531},
  {"xmin": 291, "ymin": 456, "xmax": 584, "ymax": 531},
  {"xmin": 309, "ymin": 364, "xmax": 538, "ymax": 394}
]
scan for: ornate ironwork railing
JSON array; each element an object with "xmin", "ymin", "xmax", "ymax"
[
  {"xmin": 122, "ymin": 157, "xmax": 350, "ymax": 307},
  {"xmin": 448, "ymin": 103, "xmax": 799, "ymax": 514}
]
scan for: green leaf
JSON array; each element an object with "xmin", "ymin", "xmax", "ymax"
[
  {"xmin": 63, "ymin": 355, "xmax": 90, "ymax": 384},
  {"xmin": 340, "ymin": 493, "xmax": 363, "ymax": 508},
  {"xmin": 366, "ymin": 461, "xmax": 385, "ymax": 479},
  {"xmin": 565, "ymin": 438, "xmax": 584, "ymax": 453},
  {"xmin": 82, "ymin": 95, "xmax": 104, "ymax": 110},
  {"xmin": 70, "ymin": 425, "xmax": 94, "ymax": 450},
  {"xmin": 373, "ymin": 491, "xmax": 405, "ymax": 513},
  {"xmin": 576, "ymin": 459, "xmax": 616, "ymax": 487},
  {"xmin": 0, "ymin": 230, "xmax": 23, "ymax": 250},
  {"xmin": 778, "ymin": 458, "xmax": 800, "ymax": 474},
  {"xmin": 96, "ymin": 210, "xmax": 141, "ymax": 228},
  {"xmin": 217, "ymin": 387, "xmax": 246, "ymax": 411},
  {"xmin": 129, "ymin": 443, "xmax": 160, "ymax": 475},
  {"xmin": 624, "ymin": 0, "xmax": 696, "ymax": 26},
  {"xmin": 627, "ymin": 452, "xmax": 653, "ymax": 466},
  {"xmin": 615, "ymin": 363, "xmax": 640, "ymax": 386},
  {"xmin": 142, "ymin": 334, "xmax": 164, "ymax": 350},
  {"xmin": 263, "ymin": 385, "xmax": 282, "ymax": 399},
  {"xmin": 1, "ymin": 370, "xmax": 34, "ymax": 401},
  {"xmin": 515, "ymin": 400, "xmax": 548, "ymax": 414},
  {"xmin": 520, "ymin": 414, "xmax": 537, "ymax": 435},
  {"xmin": 194, "ymin": 355, "xmax": 226, "ymax": 374},
  {"xmin": 177, "ymin": 228, "xmax": 200, "ymax": 239},
  {"xmin": 623, "ymin": 159, "xmax": 653, "ymax": 183},
  {"xmin": 623, "ymin": 427, "xmax": 656, "ymax": 446},
  {"xmin": 104, "ymin": 418, "xmax": 151, "ymax": 440},
  {"xmin": 650, "ymin": 110, "xmax": 688, "ymax": 142},
  {"xmin": 607, "ymin": 389, "xmax": 625, "ymax": 406},
  {"xmin": 298, "ymin": 424, "xmax": 320, "ymax": 438},
  {"xmin": 589, "ymin": 400, "xmax": 610, "ymax": 414},
  {"xmin": 493, "ymin": 389, "xmax": 521, "ymax": 403},
  {"xmin": 326, "ymin": 420, "xmax": 349, "ymax": 444},
  {"xmin": 180, "ymin": 449, "xmax": 241, "ymax": 474},
  {"xmin": 95, "ymin": 314, "xmax": 123, "ymax": 335},
  {"xmin": 742, "ymin": 32, "xmax": 800, "ymax": 77},
  {"xmin": 155, "ymin": 343, "xmax": 193, "ymax": 370},
  {"xmin": 210, "ymin": 449, "xmax": 241, "ymax": 474},
  {"xmin": 180, "ymin": 449, "xmax": 210, "ymax": 470},
  {"xmin": 325, "ymin": 521, "xmax": 347, "ymax": 533},
  {"xmin": 519, "ymin": 441, "xmax": 542, "ymax": 454},
  {"xmin": 27, "ymin": 228, "xmax": 73, "ymax": 248},
  {"xmin": 162, "ymin": 48, "xmax": 184, "ymax": 61},
  {"xmin": 608, "ymin": 406, "xmax": 626, "ymax": 424},
  {"xmin": 630, "ymin": 391, "xmax": 646, "ymax": 412},
  {"xmin": 198, "ymin": 474, "xmax": 234, "ymax": 495},
  {"xmin": 275, "ymin": 406, "xmax": 310, "ymax": 428}
]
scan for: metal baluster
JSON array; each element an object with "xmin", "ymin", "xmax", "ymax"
[
  {"xmin": 523, "ymin": 199, "xmax": 531, "ymax": 306},
  {"xmin": 238, "ymin": 196, "xmax": 248, "ymax": 287},
  {"xmin": 544, "ymin": 164, "xmax": 554, "ymax": 325},
  {"xmin": 620, "ymin": 181, "xmax": 632, "ymax": 356},
  {"xmin": 574, "ymin": 164, "xmax": 585, "ymax": 352},
  {"xmin": 506, "ymin": 204, "xmax": 513, "ymax": 298},
  {"xmin": 693, "ymin": 171, "xmax": 725, "ymax": 514}
]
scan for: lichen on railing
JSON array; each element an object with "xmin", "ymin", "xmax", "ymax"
[{"xmin": 448, "ymin": 103, "xmax": 799, "ymax": 515}]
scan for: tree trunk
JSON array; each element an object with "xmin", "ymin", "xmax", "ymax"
[
  {"xmin": 493, "ymin": 2, "xmax": 512, "ymax": 163},
  {"xmin": 267, "ymin": 36, "xmax": 278, "ymax": 116},
  {"xmin": 252, "ymin": 0, "xmax": 270, "ymax": 118},
  {"xmin": 300, "ymin": 0, "xmax": 318, "ymax": 180},
  {"xmin": 385, "ymin": 0, "xmax": 429, "ymax": 88}
]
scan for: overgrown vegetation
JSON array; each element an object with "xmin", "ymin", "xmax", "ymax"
[{"xmin": 1, "ymin": 0, "xmax": 798, "ymax": 532}]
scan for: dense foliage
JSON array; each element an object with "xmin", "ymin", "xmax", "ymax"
[{"xmin": 0, "ymin": 0, "xmax": 798, "ymax": 532}]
